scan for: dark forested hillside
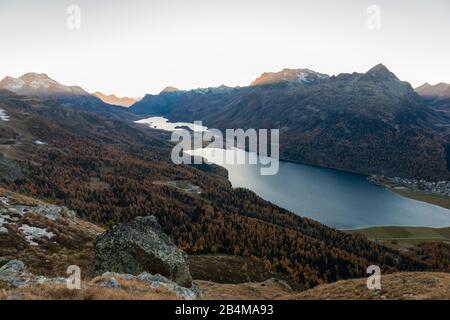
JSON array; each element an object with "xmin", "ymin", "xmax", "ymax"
[
  {"xmin": 1, "ymin": 90, "xmax": 449, "ymax": 289},
  {"xmin": 130, "ymin": 64, "xmax": 450, "ymax": 180}
]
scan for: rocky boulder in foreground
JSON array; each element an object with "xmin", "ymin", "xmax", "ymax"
[{"xmin": 93, "ymin": 216, "xmax": 192, "ymax": 287}]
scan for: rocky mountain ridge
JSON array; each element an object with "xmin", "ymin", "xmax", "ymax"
[
  {"xmin": 93, "ymin": 92, "xmax": 141, "ymax": 107},
  {"xmin": 0, "ymin": 73, "xmax": 89, "ymax": 97},
  {"xmin": 0, "ymin": 73, "xmax": 136, "ymax": 119},
  {"xmin": 130, "ymin": 64, "xmax": 450, "ymax": 180},
  {"xmin": 250, "ymin": 68, "xmax": 330, "ymax": 86},
  {"xmin": 416, "ymin": 82, "xmax": 450, "ymax": 99},
  {"xmin": 2, "ymin": 89, "xmax": 449, "ymax": 293}
]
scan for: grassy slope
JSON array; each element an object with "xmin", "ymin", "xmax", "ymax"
[
  {"xmin": 389, "ymin": 187, "xmax": 450, "ymax": 209},
  {"xmin": 347, "ymin": 226, "xmax": 450, "ymax": 247},
  {"xmin": 3, "ymin": 272, "xmax": 450, "ymax": 300},
  {"xmin": 285, "ymin": 272, "xmax": 450, "ymax": 300}
]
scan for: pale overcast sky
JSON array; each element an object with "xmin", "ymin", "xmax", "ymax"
[{"xmin": 0, "ymin": 0, "xmax": 449, "ymax": 97}]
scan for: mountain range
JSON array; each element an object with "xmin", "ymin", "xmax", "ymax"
[
  {"xmin": 416, "ymin": 82, "xmax": 450, "ymax": 110},
  {"xmin": 1, "ymin": 65, "xmax": 450, "ymax": 297},
  {"xmin": 130, "ymin": 64, "xmax": 450, "ymax": 180},
  {"xmin": 0, "ymin": 73, "xmax": 134, "ymax": 119},
  {"xmin": 93, "ymin": 92, "xmax": 141, "ymax": 107},
  {"xmin": 250, "ymin": 68, "xmax": 329, "ymax": 86},
  {"xmin": 0, "ymin": 72, "xmax": 88, "ymax": 96},
  {"xmin": 2, "ymin": 67, "xmax": 450, "ymax": 181},
  {"xmin": 416, "ymin": 82, "xmax": 450, "ymax": 99},
  {"xmin": 4, "ymin": 87, "xmax": 446, "ymax": 291}
]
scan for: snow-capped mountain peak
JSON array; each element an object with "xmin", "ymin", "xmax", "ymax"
[
  {"xmin": 0, "ymin": 73, "xmax": 89, "ymax": 96},
  {"xmin": 250, "ymin": 68, "xmax": 330, "ymax": 86}
]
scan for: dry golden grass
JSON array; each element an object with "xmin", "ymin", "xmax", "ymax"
[
  {"xmin": 0, "ymin": 279, "xmax": 179, "ymax": 300},
  {"xmin": 0, "ymin": 213, "xmax": 100, "ymax": 278},
  {"xmin": 0, "ymin": 187, "xmax": 105, "ymax": 279},
  {"xmin": 2, "ymin": 272, "xmax": 449, "ymax": 300},
  {"xmin": 285, "ymin": 272, "xmax": 450, "ymax": 300},
  {"xmin": 90, "ymin": 276, "xmax": 151, "ymax": 292},
  {"xmin": 197, "ymin": 279, "xmax": 293, "ymax": 300},
  {"xmin": 0, "ymin": 187, "xmax": 41, "ymax": 206},
  {"xmin": 197, "ymin": 272, "xmax": 450, "ymax": 300}
]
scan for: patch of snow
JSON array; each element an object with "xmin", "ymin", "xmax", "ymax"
[
  {"xmin": 2, "ymin": 206, "xmax": 28, "ymax": 217},
  {"xmin": 34, "ymin": 275, "xmax": 67, "ymax": 285},
  {"xmin": 30, "ymin": 80, "xmax": 50, "ymax": 90},
  {"xmin": 0, "ymin": 109, "xmax": 10, "ymax": 121},
  {"xmin": 19, "ymin": 224, "xmax": 55, "ymax": 246},
  {"xmin": 3, "ymin": 78, "xmax": 25, "ymax": 91},
  {"xmin": 1, "ymin": 201, "xmax": 76, "ymax": 224},
  {"xmin": 296, "ymin": 72, "xmax": 309, "ymax": 83},
  {"xmin": 0, "ymin": 215, "xmax": 7, "ymax": 227},
  {"xmin": 2, "ymin": 74, "xmax": 87, "ymax": 95},
  {"xmin": 31, "ymin": 204, "xmax": 76, "ymax": 222},
  {"xmin": 35, "ymin": 140, "xmax": 47, "ymax": 145},
  {"xmin": 0, "ymin": 196, "xmax": 10, "ymax": 206},
  {"xmin": 0, "ymin": 213, "xmax": 13, "ymax": 234}
]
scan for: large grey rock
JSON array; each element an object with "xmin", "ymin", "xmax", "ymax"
[
  {"xmin": 96, "ymin": 271, "xmax": 200, "ymax": 299},
  {"xmin": 32, "ymin": 205, "xmax": 77, "ymax": 223},
  {"xmin": 97, "ymin": 276, "xmax": 121, "ymax": 289},
  {"xmin": 0, "ymin": 259, "xmax": 31, "ymax": 288},
  {"xmin": 0, "ymin": 259, "xmax": 68, "ymax": 289},
  {"xmin": 137, "ymin": 272, "xmax": 199, "ymax": 300},
  {"xmin": 93, "ymin": 216, "xmax": 193, "ymax": 287}
]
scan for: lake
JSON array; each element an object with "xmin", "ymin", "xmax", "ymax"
[{"xmin": 138, "ymin": 117, "xmax": 450, "ymax": 229}]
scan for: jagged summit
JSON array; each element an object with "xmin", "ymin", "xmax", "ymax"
[
  {"xmin": 94, "ymin": 91, "xmax": 141, "ymax": 107},
  {"xmin": 129, "ymin": 63, "xmax": 446, "ymax": 179},
  {"xmin": 368, "ymin": 63, "xmax": 390, "ymax": 72},
  {"xmin": 20, "ymin": 72, "xmax": 51, "ymax": 81},
  {"xmin": 417, "ymin": 82, "xmax": 431, "ymax": 89},
  {"xmin": 0, "ymin": 73, "xmax": 134, "ymax": 115},
  {"xmin": 363, "ymin": 63, "xmax": 399, "ymax": 81},
  {"xmin": 161, "ymin": 86, "xmax": 180, "ymax": 93},
  {"xmin": 250, "ymin": 68, "xmax": 329, "ymax": 86},
  {"xmin": 0, "ymin": 72, "xmax": 88, "ymax": 96},
  {"xmin": 416, "ymin": 82, "xmax": 450, "ymax": 98},
  {"xmin": 192, "ymin": 84, "xmax": 235, "ymax": 94}
]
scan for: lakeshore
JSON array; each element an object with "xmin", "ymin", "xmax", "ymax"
[
  {"xmin": 370, "ymin": 175, "xmax": 450, "ymax": 210},
  {"xmin": 138, "ymin": 116, "xmax": 450, "ymax": 230}
]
